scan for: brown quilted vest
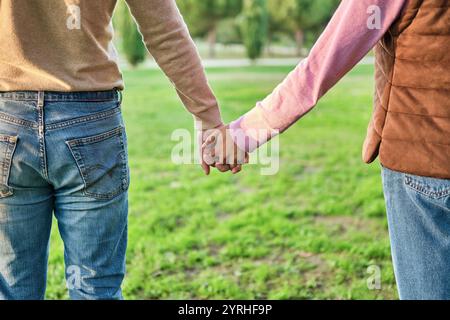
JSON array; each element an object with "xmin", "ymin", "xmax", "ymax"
[{"xmin": 363, "ymin": 0, "xmax": 450, "ymax": 179}]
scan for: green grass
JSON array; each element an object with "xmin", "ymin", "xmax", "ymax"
[{"xmin": 46, "ymin": 64, "xmax": 397, "ymax": 300}]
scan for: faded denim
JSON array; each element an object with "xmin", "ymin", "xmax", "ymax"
[
  {"xmin": 0, "ymin": 90, "xmax": 129, "ymax": 300},
  {"xmin": 382, "ymin": 166, "xmax": 450, "ymax": 300}
]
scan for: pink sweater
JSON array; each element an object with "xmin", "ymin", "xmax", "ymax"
[{"xmin": 230, "ymin": 0, "xmax": 408, "ymax": 152}]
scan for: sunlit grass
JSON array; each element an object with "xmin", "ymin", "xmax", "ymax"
[{"xmin": 46, "ymin": 64, "xmax": 397, "ymax": 300}]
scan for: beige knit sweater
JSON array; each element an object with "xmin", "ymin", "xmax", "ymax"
[{"xmin": 0, "ymin": 0, "xmax": 222, "ymax": 129}]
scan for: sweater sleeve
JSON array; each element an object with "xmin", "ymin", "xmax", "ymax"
[
  {"xmin": 124, "ymin": 0, "xmax": 222, "ymax": 130},
  {"xmin": 230, "ymin": 0, "xmax": 407, "ymax": 152}
]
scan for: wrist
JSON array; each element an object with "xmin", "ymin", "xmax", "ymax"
[
  {"xmin": 193, "ymin": 108, "xmax": 223, "ymax": 130},
  {"xmin": 229, "ymin": 118, "xmax": 259, "ymax": 153}
]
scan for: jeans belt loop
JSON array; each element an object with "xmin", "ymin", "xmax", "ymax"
[
  {"xmin": 117, "ymin": 90, "xmax": 123, "ymax": 104},
  {"xmin": 37, "ymin": 91, "xmax": 45, "ymax": 108}
]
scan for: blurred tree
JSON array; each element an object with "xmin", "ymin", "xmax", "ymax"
[
  {"xmin": 216, "ymin": 18, "xmax": 242, "ymax": 45},
  {"xmin": 266, "ymin": 0, "xmax": 294, "ymax": 55},
  {"xmin": 240, "ymin": 0, "xmax": 268, "ymax": 60},
  {"xmin": 177, "ymin": 0, "xmax": 242, "ymax": 58},
  {"xmin": 265, "ymin": 0, "xmax": 340, "ymax": 56},
  {"xmin": 118, "ymin": 1, "xmax": 147, "ymax": 67},
  {"xmin": 288, "ymin": 0, "xmax": 339, "ymax": 55}
]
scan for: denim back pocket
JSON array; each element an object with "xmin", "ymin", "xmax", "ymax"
[
  {"xmin": 0, "ymin": 134, "xmax": 18, "ymax": 198},
  {"xmin": 66, "ymin": 126, "xmax": 129, "ymax": 200},
  {"xmin": 404, "ymin": 174, "xmax": 450, "ymax": 201}
]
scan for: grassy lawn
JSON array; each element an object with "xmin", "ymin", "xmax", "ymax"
[{"xmin": 46, "ymin": 64, "xmax": 398, "ymax": 300}]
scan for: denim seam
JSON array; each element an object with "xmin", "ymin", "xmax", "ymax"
[
  {"xmin": 4, "ymin": 137, "xmax": 18, "ymax": 195},
  {"xmin": 0, "ymin": 112, "xmax": 37, "ymax": 128},
  {"xmin": 0, "ymin": 135, "xmax": 18, "ymax": 198},
  {"xmin": 67, "ymin": 126, "xmax": 123, "ymax": 146},
  {"xmin": 46, "ymin": 105, "xmax": 121, "ymax": 131},
  {"xmin": 0, "ymin": 138, "xmax": 7, "ymax": 185},
  {"xmin": 118, "ymin": 129, "xmax": 129, "ymax": 192},
  {"xmin": 65, "ymin": 144, "xmax": 89, "ymax": 196},
  {"xmin": 37, "ymin": 95, "xmax": 48, "ymax": 180},
  {"xmin": 404, "ymin": 175, "xmax": 450, "ymax": 199}
]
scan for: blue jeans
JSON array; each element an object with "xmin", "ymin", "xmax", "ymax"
[
  {"xmin": 382, "ymin": 167, "xmax": 450, "ymax": 300},
  {"xmin": 0, "ymin": 91, "xmax": 129, "ymax": 300}
]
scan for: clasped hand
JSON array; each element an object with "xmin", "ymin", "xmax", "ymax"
[{"xmin": 200, "ymin": 125, "xmax": 249, "ymax": 175}]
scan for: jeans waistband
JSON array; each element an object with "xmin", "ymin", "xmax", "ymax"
[{"xmin": 0, "ymin": 90, "xmax": 121, "ymax": 103}]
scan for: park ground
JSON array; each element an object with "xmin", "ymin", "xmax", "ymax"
[{"xmin": 46, "ymin": 64, "xmax": 398, "ymax": 300}]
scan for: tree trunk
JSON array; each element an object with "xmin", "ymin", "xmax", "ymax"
[
  {"xmin": 266, "ymin": 32, "xmax": 272, "ymax": 57},
  {"xmin": 295, "ymin": 29, "xmax": 305, "ymax": 57},
  {"xmin": 207, "ymin": 27, "xmax": 217, "ymax": 59}
]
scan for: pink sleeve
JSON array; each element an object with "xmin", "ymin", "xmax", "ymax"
[{"xmin": 230, "ymin": 0, "xmax": 407, "ymax": 152}]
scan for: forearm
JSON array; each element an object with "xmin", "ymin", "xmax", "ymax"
[
  {"xmin": 124, "ymin": 0, "xmax": 222, "ymax": 129},
  {"xmin": 231, "ymin": 0, "xmax": 407, "ymax": 152}
]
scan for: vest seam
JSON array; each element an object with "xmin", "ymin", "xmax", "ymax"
[
  {"xmin": 382, "ymin": 136, "xmax": 450, "ymax": 146},
  {"xmin": 373, "ymin": 92, "xmax": 450, "ymax": 119},
  {"xmin": 392, "ymin": 55, "xmax": 450, "ymax": 63},
  {"xmin": 375, "ymin": 76, "xmax": 450, "ymax": 91},
  {"xmin": 414, "ymin": 5, "xmax": 450, "ymax": 9},
  {"xmin": 378, "ymin": 39, "xmax": 398, "ymax": 140},
  {"xmin": 387, "ymin": 110, "xmax": 450, "ymax": 119},
  {"xmin": 376, "ymin": 100, "xmax": 450, "ymax": 123},
  {"xmin": 392, "ymin": 0, "xmax": 423, "ymax": 34},
  {"xmin": 390, "ymin": 83, "xmax": 450, "ymax": 90},
  {"xmin": 398, "ymin": 34, "xmax": 450, "ymax": 37},
  {"xmin": 382, "ymin": 165, "xmax": 450, "ymax": 181},
  {"xmin": 375, "ymin": 95, "xmax": 388, "ymax": 113},
  {"xmin": 374, "ymin": 58, "xmax": 391, "ymax": 79}
]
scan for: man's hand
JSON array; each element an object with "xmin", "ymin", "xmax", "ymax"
[
  {"xmin": 201, "ymin": 125, "xmax": 249, "ymax": 174},
  {"xmin": 198, "ymin": 124, "xmax": 226, "ymax": 175}
]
